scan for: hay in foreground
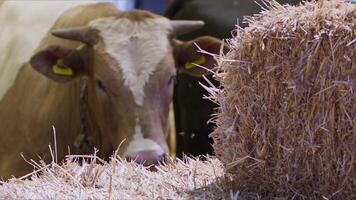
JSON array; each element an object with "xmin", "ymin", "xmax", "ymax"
[
  {"xmin": 0, "ymin": 155, "xmax": 228, "ymax": 199},
  {"xmin": 210, "ymin": 0, "xmax": 355, "ymax": 199}
]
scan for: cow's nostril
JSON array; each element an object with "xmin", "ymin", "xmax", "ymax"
[{"xmin": 126, "ymin": 151, "xmax": 166, "ymax": 167}]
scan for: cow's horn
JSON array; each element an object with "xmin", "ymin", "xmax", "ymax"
[
  {"xmin": 52, "ymin": 27, "xmax": 96, "ymax": 45},
  {"xmin": 170, "ymin": 20, "xmax": 205, "ymax": 35}
]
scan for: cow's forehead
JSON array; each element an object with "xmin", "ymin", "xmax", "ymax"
[
  {"xmin": 89, "ymin": 16, "xmax": 173, "ymax": 106},
  {"xmin": 89, "ymin": 15, "xmax": 172, "ymax": 37}
]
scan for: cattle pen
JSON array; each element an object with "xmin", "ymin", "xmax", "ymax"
[{"xmin": 0, "ymin": 0, "xmax": 355, "ymax": 199}]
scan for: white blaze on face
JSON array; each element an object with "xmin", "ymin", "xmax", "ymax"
[
  {"xmin": 0, "ymin": 1, "xmax": 93, "ymax": 100},
  {"xmin": 123, "ymin": 118, "xmax": 165, "ymax": 157},
  {"xmin": 90, "ymin": 17, "xmax": 171, "ymax": 106}
]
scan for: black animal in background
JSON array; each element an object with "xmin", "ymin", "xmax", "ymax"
[{"xmin": 165, "ymin": 0, "xmax": 304, "ymax": 158}]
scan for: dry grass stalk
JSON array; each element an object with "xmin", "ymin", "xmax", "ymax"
[
  {"xmin": 0, "ymin": 130, "xmax": 231, "ymax": 199},
  {"xmin": 0, "ymin": 154, "xmax": 229, "ymax": 199},
  {"xmin": 210, "ymin": 0, "xmax": 356, "ymax": 199}
]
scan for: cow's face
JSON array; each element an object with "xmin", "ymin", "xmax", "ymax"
[{"xmin": 30, "ymin": 10, "xmax": 223, "ymax": 166}]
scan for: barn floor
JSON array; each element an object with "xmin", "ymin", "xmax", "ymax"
[{"xmin": 0, "ymin": 155, "xmax": 240, "ymax": 199}]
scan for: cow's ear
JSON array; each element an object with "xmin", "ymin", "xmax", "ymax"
[
  {"xmin": 30, "ymin": 45, "xmax": 87, "ymax": 83},
  {"xmin": 173, "ymin": 36, "xmax": 225, "ymax": 77}
]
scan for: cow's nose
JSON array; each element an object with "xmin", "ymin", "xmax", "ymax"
[{"xmin": 126, "ymin": 151, "xmax": 166, "ymax": 167}]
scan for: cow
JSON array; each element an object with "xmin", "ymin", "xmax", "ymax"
[{"xmin": 0, "ymin": 2, "xmax": 223, "ymax": 178}]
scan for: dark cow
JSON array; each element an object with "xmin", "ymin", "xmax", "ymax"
[{"xmin": 0, "ymin": 2, "xmax": 223, "ymax": 178}]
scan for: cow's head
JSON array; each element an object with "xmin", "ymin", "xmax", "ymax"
[{"xmin": 30, "ymin": 10, "xmax": 223, "ymax": 166}]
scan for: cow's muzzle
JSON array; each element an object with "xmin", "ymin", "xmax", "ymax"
[{"xmin": 126, "ymin": 151, "xmax": 166, "ymax": 167}]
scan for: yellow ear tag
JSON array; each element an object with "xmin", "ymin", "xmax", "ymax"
[
  {"xmin": 185, "ymin": 55, "xmax": 206, "ymax": 70},
  {"xmin": 52, "ymin": 59, "xmax": 73, "ymax": 76}
]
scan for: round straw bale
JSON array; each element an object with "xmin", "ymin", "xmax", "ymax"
[{"xmin": 210, "ymin": 0, "xmax": 356, "ymax": 199}]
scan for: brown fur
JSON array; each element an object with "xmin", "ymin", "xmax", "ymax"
[
  {"xmin": 36, "ymin": 3, "xmax": 118, "ymax": 51},
  {"xmin": 0, "ymin": 3, "xmax": 119, "ymax": 179}
]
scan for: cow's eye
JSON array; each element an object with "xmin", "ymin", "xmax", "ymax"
[
  {"xmin": 96, "ymin": 80, "xmax": 106, "ymax": 92},
  {"xmin": 169, "ymin": 75, "xmax": 176, "ymax": 85}
]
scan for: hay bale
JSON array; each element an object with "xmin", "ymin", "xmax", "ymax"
[
  {"xmin": 0, "ymin": 155, "xmax": 226, "ymax": 199},
  {"xmin": 210, "ymin": 0, "xmax": 356, "ymax": 199}
]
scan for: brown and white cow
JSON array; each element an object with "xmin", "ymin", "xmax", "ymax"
[{"xmin": 0, "ymin": 2, "xmax": 223, "ymax": 178}]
